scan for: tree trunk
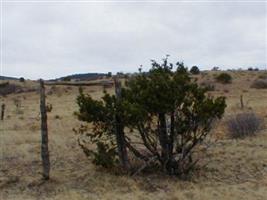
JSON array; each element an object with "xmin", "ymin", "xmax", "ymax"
[
  {"xmin": 158, "ymin": 113, "xmax": 169, "ymax": 168},
  {"xmin": 169, "ymin": 112, "xmax": 175, "ymax": 155},
  {"xmin": 114, "ymin": 78, "xmax": 129, "ymax": 170},
  {"xmin": 39, "ymin": 79, "xmax": 50, "ymax": 180},
  {"xmin": 1, "ymin": 104, "xmax": 5, "ymax": 120}
]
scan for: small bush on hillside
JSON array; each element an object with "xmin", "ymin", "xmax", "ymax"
[
  {"xmin": 248, "ymin": 67, "xmax": 259, "ymax": 71},
  {"xmin": 46, "ymin": 103, "xmax": 53, "ymax": 112},
  {"xmin": 89, "ymin": 142, "xmax": 118, "ymax": 168},
  {"xmin": 250, "ymin": 79, "xmax": 267, "ymax": 89},
  {"xmin": 19, "ymin": 77, "xmax": 25, "ymax": 82},
  {"xmin": 200, "ymin": 81, "xmax": 215, "ymax": 91},
  {"xmin": 0, "ymin": 82, "xmax": 21, "ymax": 95},
  {"xmin": 258, "ymin": 73, "xmax": 267, "ymax": 79},
  {"xmin": 13, "ymin": 98, "xmax": 22, "ymax": 114},
  {"xmin": 47, "ymin": 86, "xmax": 57, "ymax": 95},
  {"xmin": 16, "ymin": 110, "xmax": 24, "ymax": 115},
  {"xmin": 0, "ymin": 82, "xmax": 9, "ymax": 87},
  {"xmin": 107, "ymin": 72, "xmax": 112, "ymax": 78},
  {"xmin": 0, "ymin": 82, "xmax": 35, "ymax": 95},
  {"xmin": 215, "ymin": 73, "xmax": 232, "ymax": 84},
  {"xmin": 62, "ymin": 77, "xmax": 71, "ymax": 82},
  {"xmin": 55, "ymin": 115, "xmax": 60, "ymax": 119},
  {"xmin": 200, "ymin": 72, "xmax": 208, "ymax": 78},
  {"xmin": 226, "ymin": 112, "xmax": 264, "ymax": 138},
  {"xmin": 212, "ymin": 67, "xmax": 220, "ymax": 71},
  {"xmin": 190, "ymin": 66, "xmax": 200, "ymax": 75}
]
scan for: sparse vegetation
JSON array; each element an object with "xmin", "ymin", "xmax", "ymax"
[
  {"xmin": 226, "ymin": 112, "xmax": 264, "ymax": 138},
  {"xmin": 212, "ymin": 66, "xmax": 220, "ymax": 71},
  {"xmin": 200, "ymin": 81, "xmax": 216, "ymax": 91},
  {"xmin": 215, "ymin": 73, "xmax": 232, "ymax": 84},
  {"xmin": 54, "ymin": 115, "xmax": 61, "ymax": 119},
  {"xmin": 258, "ymin": 73, "xmax": 267, "ymax": 79},
  {"xmin": 46, "ymin": 103, "xmax": 53, "ymax": 112},
  {"xmin": 0, "ymin": 82, "xmax": 22, "ymax": 96},
  {"xmin": 13, "ymin": 98, "xmax": 22, "ymax": 114},
  {"xmin": 0, "ymin": 81, "xmax": 9, "ymax": 87},
  {"xmin": 250, "ymin": 79, "xmax": 267, "ymax": 89},
  {"xmin": 62, "ymin": 77, "xmax": 71, "ymax": 82},
  {"xmin": 0, "ymin": 81, "xmax": 36, "ymax": 96}
]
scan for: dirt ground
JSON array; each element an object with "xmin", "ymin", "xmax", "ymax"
[{"xmin": 1, "ymin": 71, "xmax": 267, "ymax": 200}]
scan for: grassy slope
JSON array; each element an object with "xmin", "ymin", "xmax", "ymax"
[{"xmin": 0, "ymin": 71, "xmax": 267, "ymax": 200}]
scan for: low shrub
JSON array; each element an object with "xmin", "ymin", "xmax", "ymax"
[
  {"xmin": 190, "ymin": 66, "xmax": 200, "ymax": 75},
  {"xmin": 200, "ymin": 72, "xmax": 208, "ymax": 78},
  {"xmin": 46, "ymin": 103, "xmax": 53, "ymax": 112},
  {"xmin": 226, "ymin": 112, "xmax": 264, "ymax": 138},
  {"xmin": 77, "ymin": 133, "xmax": 118, "ymax": 168},
  {"xmin": 212, "ymin": 67, "xmax": 220, "ymax": 71},
  {"xmin": 54, "ymin": 115, "xmax": 61, "ymax": 119},
  {"xmin": 258, "ymin": 73, "xmax": 267, "ymax": 79},
  {"xmin": 200, "ymin": 81, "xmax": 215, "ymax": 91},
  {"xmin": 16, "ymin": 110, "xmax": 24, "ymax": 115},
  {"xmin": 215, "ymin": 73, "xmax": 232, "ymax": 84},
  {"xmin": 0, "ymin": 82, "xmax": 35, "ymax": 95},
  {"xmin": 250, "ymin": 79, "xmax": 267, "ymax": 89},
  {"xmin": 0, "ymin": 82, "xmax": 21, "ymax": 95},
  {"xmin": 0, "ymin": 82, "xmax": 9, "ymax": 87},
  {"xmin": 62, "ymin": 77, "xmax": 71, "ymax": 82},
  {"xmin": 248, "ymin": 67, "xmax": 259, "ymax": 71}
]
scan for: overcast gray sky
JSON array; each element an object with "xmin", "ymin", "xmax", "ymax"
[{"xmin": 1, "ymin": 0, "xmax": 267, "ymax": 79}]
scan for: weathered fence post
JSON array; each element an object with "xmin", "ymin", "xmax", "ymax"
[
  {"xmin": 114, "ymin": 77, "xmax": 129, "ymax": 170},
  {"xmin": 39, "ymin": 79, "xmax": 50, "ymax": 180},
  {"xmin": 1, "ymin": 103, "xmax": 5, "ymax": 120}
]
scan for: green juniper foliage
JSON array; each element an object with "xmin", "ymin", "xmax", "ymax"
[
  {"xmin": 190, "ymin": 66, "xmax": 200, "ymax": 75},
  {"xmin": 75, "ymin": 58, "xmax": 226, "ymax": 176}
]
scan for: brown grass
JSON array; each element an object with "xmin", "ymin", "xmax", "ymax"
[{"xmin": 1, "ymin": 71, "xmax": 267, "ymax": 200}]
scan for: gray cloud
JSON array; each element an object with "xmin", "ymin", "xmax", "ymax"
[{"xmin": 2, "ymin": 1, "xmax": 266, "ymax": 79}]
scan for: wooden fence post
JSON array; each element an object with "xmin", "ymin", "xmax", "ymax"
[
  {"xmin": 39, "ymin": 79, "xmax": 50, "ymax": 180},
  {"xmin": 114, "ymin": 77, "xmax": 129, "ymax": 170},
  {"xmin": 1, "ymin": 103, "xmax": 5, "ymax": 120}
]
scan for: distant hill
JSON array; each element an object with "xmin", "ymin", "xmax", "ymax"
[
  {"xmin": 0, "ymin": 76, "xmax": 19, "ymax": 80},
  {"xmin": 54, "ymin": 73, "xmax": 108, "ymax": 81}
]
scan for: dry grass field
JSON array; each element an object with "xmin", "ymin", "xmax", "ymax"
[{"xmin": 1, "ymin": 71, "xmax": 267, "ymax": 200}]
